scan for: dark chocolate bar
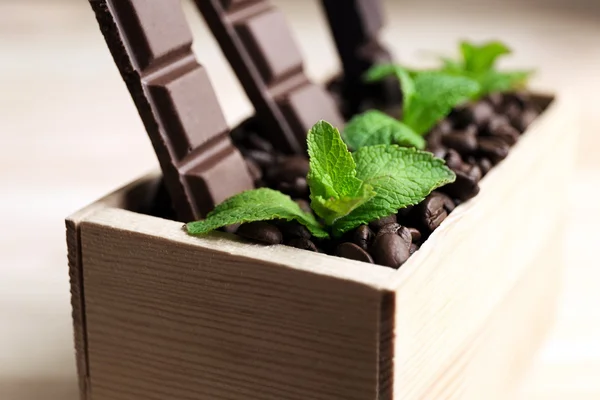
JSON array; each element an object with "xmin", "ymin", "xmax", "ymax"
[
  {"xmin": 193, "ymin": 0, "xmax": 344, "ymax": 154},
  {"xmin": 320, "ymin": 0, "xmax": 401, "ymax": 114},
  {"xmin": 89, "ymin": 0, "xmax": 253, "ymax": 221}
]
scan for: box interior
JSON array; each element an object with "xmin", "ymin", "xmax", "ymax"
[{"xmin": 126, "ymin": 92, "xmax": 554, "ymax": 230}]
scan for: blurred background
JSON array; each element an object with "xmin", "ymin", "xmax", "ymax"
[{"xmin": 1, "ymin": 0, "xmax": 599, "ymax": 399}]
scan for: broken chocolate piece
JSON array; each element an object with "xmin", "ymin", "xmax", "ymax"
[
  {"xmin": 320, "ymin": 0, "xmax": 400, "ymax": 114},
  {"xmin": 194, "ymin": 0, "xmax": 344, "ymax": 154},
  {"xmin": 89, "ymin": 0, "xmax": 253, "ymax": 221}
]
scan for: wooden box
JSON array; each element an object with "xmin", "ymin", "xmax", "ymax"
[{"xmin": 67, "ymin": 93, "xmax": 577, "ymax": 400}]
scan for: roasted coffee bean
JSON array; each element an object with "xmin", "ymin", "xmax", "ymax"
[
  {"xmin": 449, "ymin": 106, "xmax": 473, "ymax": 129},
  {"xmin": 478, "ymin": 136, "xmax": 509, "ymax": 164},
  {"xmin": 407, "ymin": 227, "xmax": 422, "ymax": 242},
  {"xmin": 503, "ymin": 92, "xmax": 528, "ymax": 110},
  {"xmin": 441, "ymin": 170, "xmax": 480, "ymax": 201},
  {"xmin": 372, "ymin": 233, "xmax": 411, "ymax": 268},
  {"xmin": 485, "ymin": 93, "xmax": 504, "ymax": 111},
  {"xmin": 426, "ymin": 129, "xmax": 443, "ymax": 149},
  {"xmin": 487, "ymin": 115, "xmax": 510, "ymax": 130},
  {"xmin": 437, "ymin": 119, "xmax": 453, "ymax": 135},
  {"xmin": 223, "ymin": 223, "xmax": 240, "ymax": 234},
  {"xmin": 397, "ymin": 226, "xmax": 413, "ymax": 244},
  {"xmin": 513, "ymin": 108, "xmax": 539, "ymax": 132},
  {"xmin": 504, "ymin": 102, "xmax": 521, "ymax": 122},
  {"xmin": 427, "ymin": 120, "xmax": 452, "ymax": 147},
  {"xmin": 296, "ymin": 199, "xmax": 312, "ymax": 214},
  {"xmin": 472, "ymin": 101, "xmax": 495, "ymax": 126},
  {"xmin": 419, "ymin": 193, "xmax": 452, "ymax": 231},
  {"xmin": 245, "ymin": 158, "xmax": 263, "ymax": 182},
  {"xmin": 267, "ymin": 155, "xmax": 309, "ymax": 183},
  {"xmin": 237, "ymin": 221, "xmax": 283, "ymax": 244},
  {"xmin": 429, "ymin": 146, "xmax": 448, "ymax": 160},
  {"xmin": 465, "ymin": 164, "xmax": 483, "ymax": 183},
  {"xmin": 488, "ymin": 116, "xmax": 519, "ymax": 145},
  {"xmin": 478, "ymin": 157, "xmax": 493, "ymax": 176},
  {"xmin": 377, "ymin": 223, "xmax": 401, "ymax": 236},
  {"xmin": 247, "ymin": 133, "xmax": 274, "ymax": 153},
  {"xmin": 245, "ymin": 149, "xmax": 275, "ymax": 168},
  {"xmin": 369, "ymin": 214, "xmax": 398, "ymax": 231},
  {"xmin": 278, "ymin": 177, "xmax": 309, "ymax": 197},
  {"xmin": 354, "ymin": 225, "xmax": 374, "ymax": 251},
  {"xmin": 336, "ymin": 242, "xmax": 374, "ymax": 263},
  {"xmin": 288, "ymin": 237, "xmax": 318, "ymax": 252},
  {"xmin": 438, "ymin": 191, "xmax": 456, "ymax": 212},
  {"xmin": 444, "ymin": 149, "xmax": 465, "ymax": 171},
  {"xmin": 442, "ymin": 125, "xmax": 478, "ymax": 154},
  {"xmin": 278, "ymin": 221, "xmax": 311, "ymax": 240},
  {"xmin": 409, "ymin": 243, "xmax": 419, "ymax": 255}
]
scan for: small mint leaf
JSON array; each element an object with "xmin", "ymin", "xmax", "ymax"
[
  {"xmin": 439, "ymin": 56, "xmax": 463, "ymax": 74},
  {"xmin": 478, "ymin": 70, "xmax": 533, "ymax": 95},
  {"xmin": 307, "ymin": 121, "xmax": 374, "ymax": 222},
  {"xmin": 311, "ymin": 182, "xmax": 376, "ymax": 226},
  {"xmin": 332, "ymin": 146, "xmax": 455, "ymax": 236},
  {"xmin": 460, "ymin": 40, "xmax": 511, "ymax": 74},
  {"xmin": 343, "ymin": 110, "xmax": 426, "ymax": 150},
  {"xmin": 404, "ymin": 72, "xmax": 480, "ymax": 134},
  {"xmin": 307, "ymin": 121, "xmax": 362, "ymax": 199},
  {"xmin": 186, "ymin": 188, "xmax": 329, "ymax": 239}
]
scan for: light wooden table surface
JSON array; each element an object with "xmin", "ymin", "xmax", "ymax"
[{"xmin": 1, "ymin": 1, "xmax": 599, "ymax": 399}]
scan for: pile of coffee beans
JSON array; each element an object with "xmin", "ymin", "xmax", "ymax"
[{"xmin": 227, "ymin": 91, "xmax": 545, "ymax": 269}]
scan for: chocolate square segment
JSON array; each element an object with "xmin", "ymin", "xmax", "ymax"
[
  {"xmin": 235, "ymin": 9, "xmax": 304, "ymax": 84},
  {"xmin": 218, "ymin": 0, "xmax": 257, "ymax": 10},
  {"xmin": 148, "ymin": 64, "xmax": 230, "ymax": 160},
  {"xmin": 356, "ymin": 0, "xmax": 385, "ymax": 38},
  {"xmin": 185, "ymin": 149, "xmax": 253, "ymax": 212},
  {"xmin": 111, "ymin": 0, "xmax": 193, "ymax": 70},
  {"xmin": 279, "ymin": 84, "xmax": 345, "ymax": 143}
]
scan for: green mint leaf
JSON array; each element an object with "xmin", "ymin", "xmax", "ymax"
[
  {"xmin": 311, "ymin": 182, "xmax": 375, "ymax": 226},
  {"xmin": 404, "ymin": 72, "xmax": 480, "ymax": 134},
  {"xmin": 343, "ymin": 110, "xmax": 426, "ymax": 150},
  {"xmin": 332, "ymin": 146, "xmax": 456, "ymax": 235},
  {"xmin": 460, "ymin": 40, "xmax": 511, "ymax": 73},
  {"xmin": 186, "ymin": 188, "xmax": 329, "ymax": 239},
  {"xmin": 439, "ymin": 57, "xmax": 463, "ymax": 74},
  {"xmin": 307, "ymin": 121, "xmax": 375, "ymax": 222},
  {"xmin": 478, "ymin": 70, "xmax": 533, "ymax": 95}
]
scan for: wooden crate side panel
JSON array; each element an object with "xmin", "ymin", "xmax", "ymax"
[
  {"xmin": 66, "ymin": 218, "xmax": 90, "ymax": 400},
  {"xmin": 79, "ymin": 216, "xmax": 392, "ymax": 400},
  {"xmin": 390, "ymin": 95, "xmax": 576, "ymax": 399},
  {"xmin": 65, "ymin": 172, "xmax": 168, "ymax": 400},
  {"xmin": 420, "ymin": 222, "xmax": 564, "ymax": 400}
]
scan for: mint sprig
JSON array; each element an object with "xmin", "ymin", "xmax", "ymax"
[
  {"xmin": 332, "ymin": 146, "xmax": 456, "ymax": 235},
  {"xmin": 186, "ymin": 188, "xmax": 329, "ymax": 238},
  {"xmin": 403, "ymin": 71, "xmax": 480, "ymax": 134},
  {"xmin": 345, "ymin": 64, "xmax": 478, "ymax": 148},
  {"xmin": 440, "ymin": 40, "xmax": 534, "ymax": 97},
  {"xmin": 343, "ymin": 110, "xmax": 426, "ymax": 151},
  {"xmin": 307, "ymin": 121, "xmax": 376, "ymax": 225},
  {"xmin": 186, "ymin": 121, "xmax": 455, "ymax": 239}
]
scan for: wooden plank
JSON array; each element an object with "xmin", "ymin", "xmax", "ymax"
[
  {"xmin": 65, "ymin": 173, "xmax": 164, "ymax": 400},
  {"xmin": 78, "ymin": 207, "xmax": 394, "ymax": 400},
  {"xmin": 388, "ymin": 93, "xmax": 577, "ymax": 399}
]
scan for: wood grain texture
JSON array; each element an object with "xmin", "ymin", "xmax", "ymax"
[
  {"xmin": 389, "ymin": 93, "xmax": 577, "ymax": 399},
  {"xmin": 65, "ymin": 174, "xmax": 163, "ymax": 400},
  {"xmin": 67, "ymin": 91, "xmax": 578, "ymax": 400},
  {"xmin": 78, "ymin": 208, "xmax": 394, "ymax": 400}
]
